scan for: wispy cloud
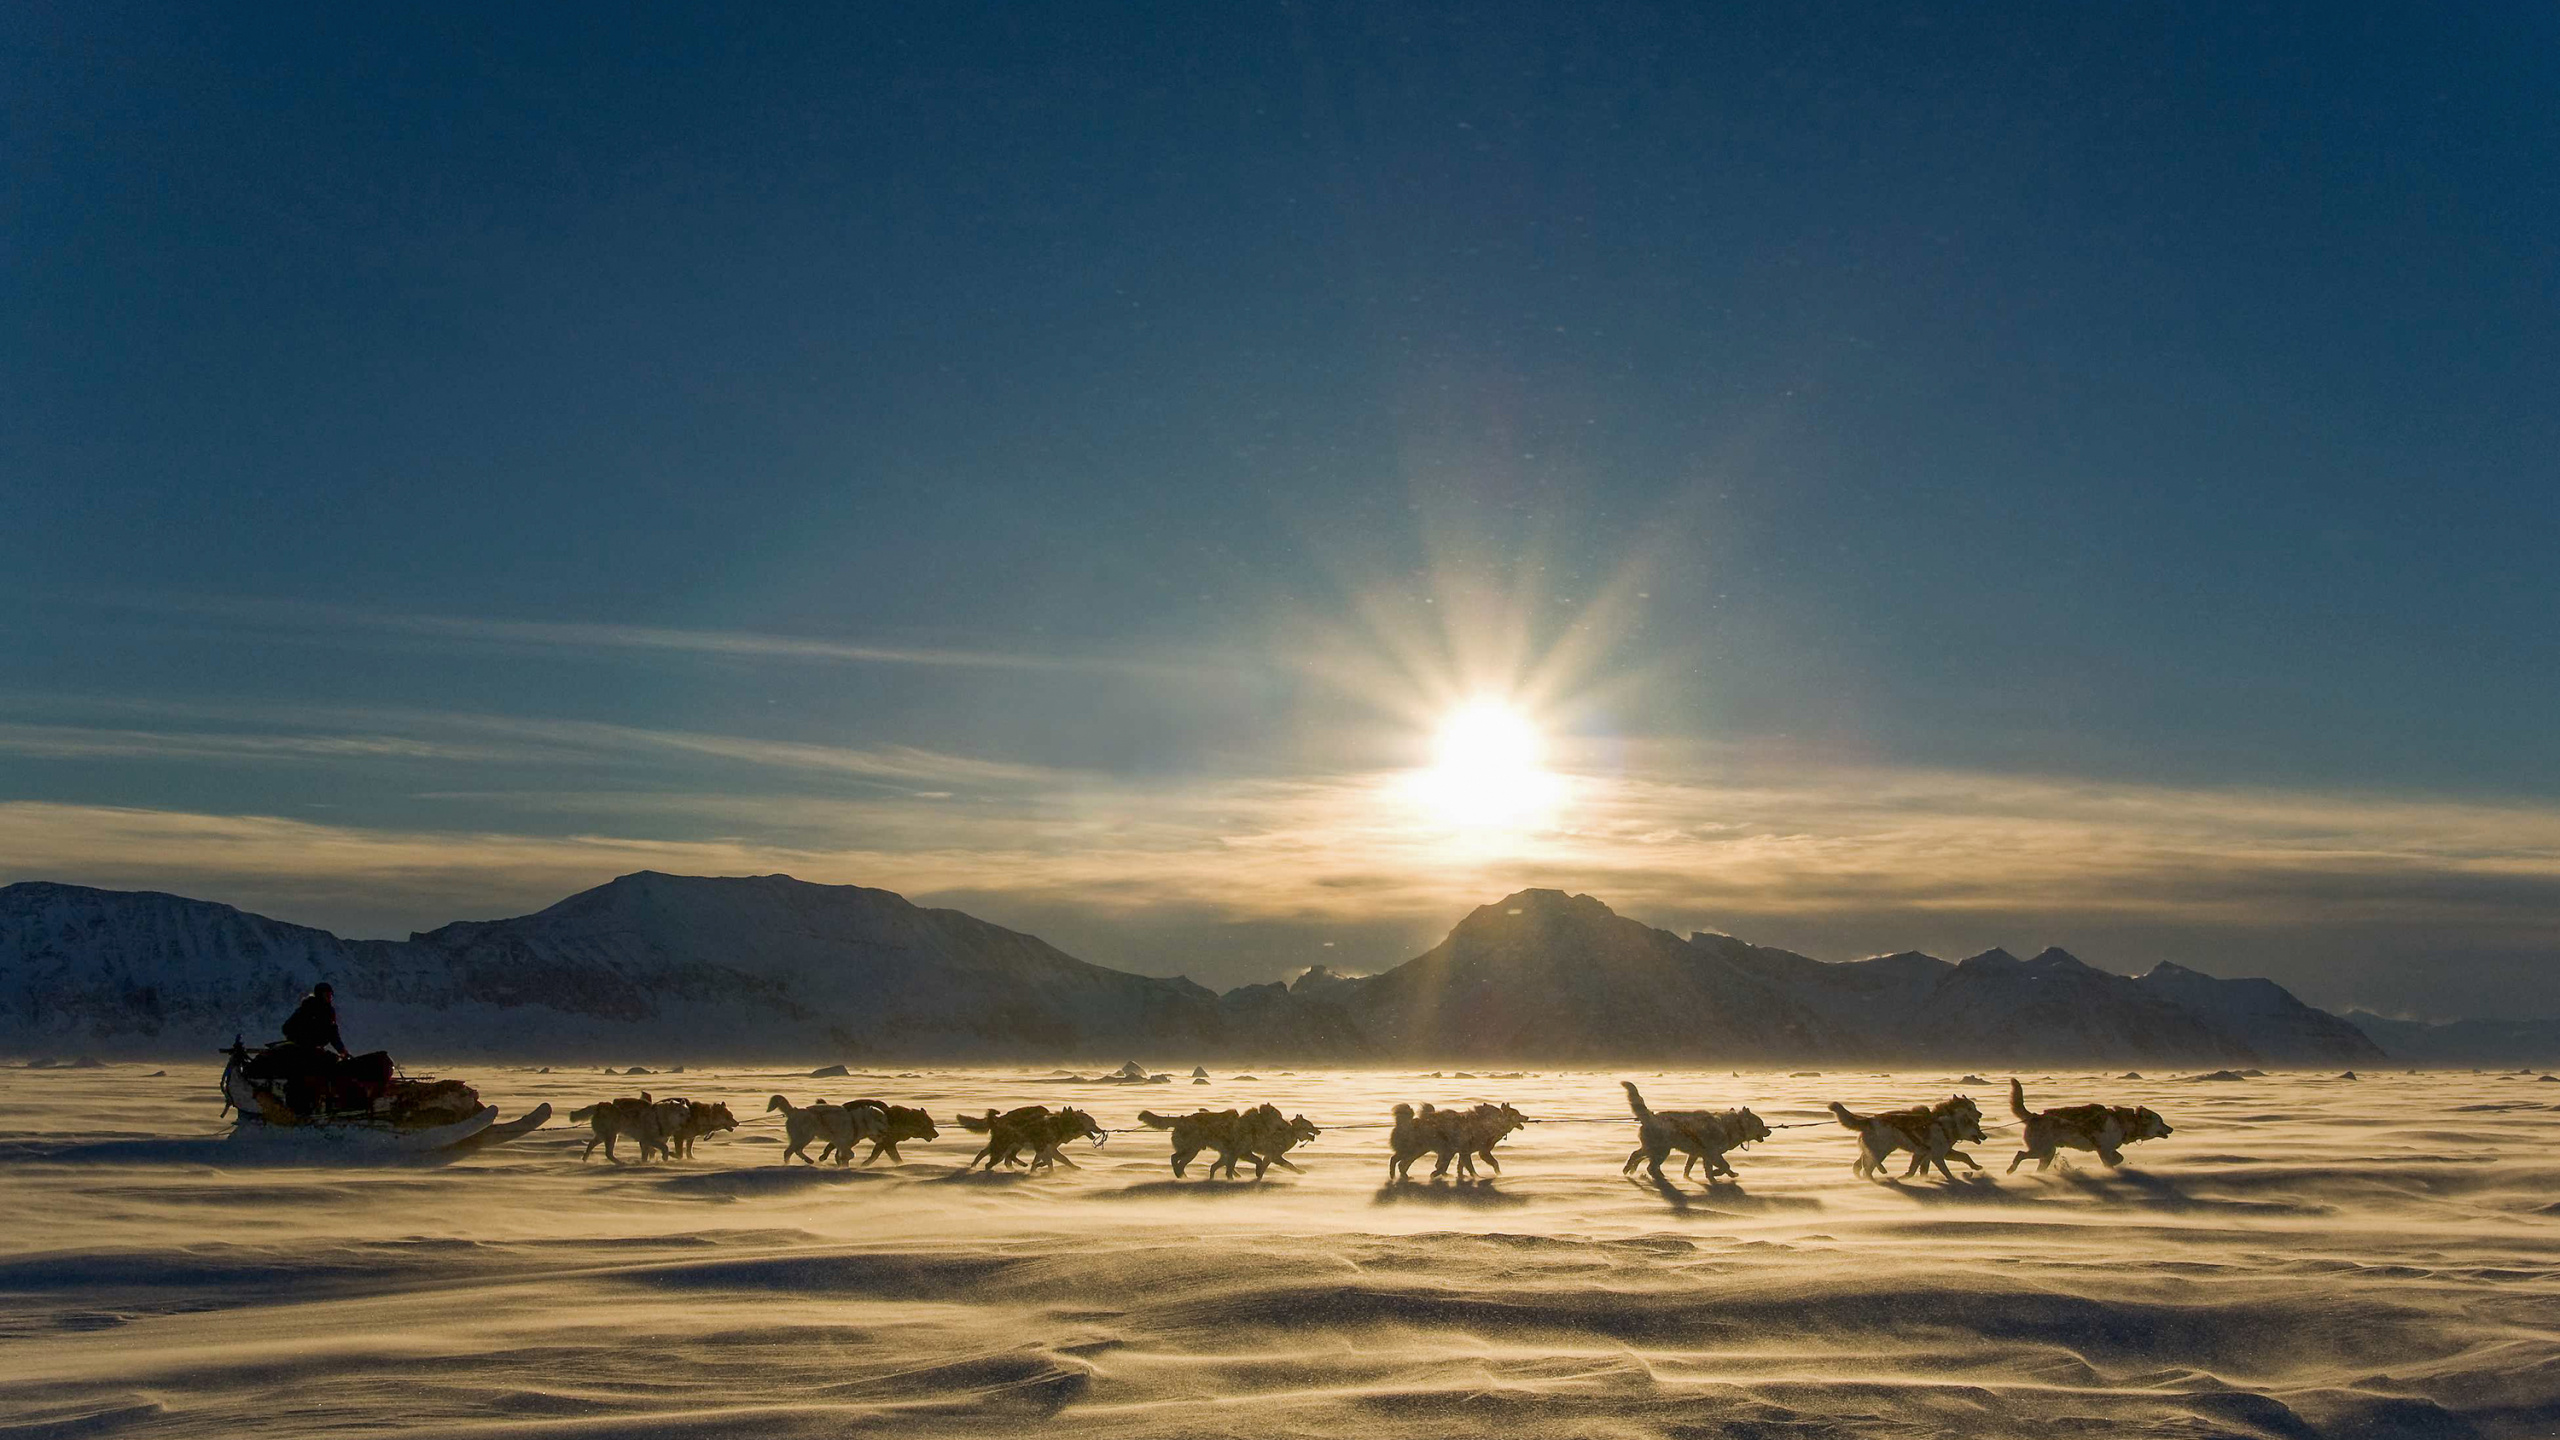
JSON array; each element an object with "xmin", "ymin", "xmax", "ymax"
[
  {"xmin": 98, "ymin": 594, "xmax": 1237, "ymax": 680},
  {"xmin": 0, "ymin": 700, "xmax": 1080, "ymax": 793},
  {"xmin": 10, "ymin": 756, "xmax": 2560, "ymax": 955}
]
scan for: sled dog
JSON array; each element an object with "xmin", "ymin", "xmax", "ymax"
[
  {"xmin": 1621, "ymin": 1081, "xmax": 1770, "ymax": 1183},
  {"xmin": 571, "ymin": 1093, "xmax": 665, "ymax": 1163},
  {"xmin": 1140, "ymin": 1103, "xmax": 1321, "ymax": 1179},
  {"xmin": 1828, "ymin": 1094, "xmax": 1987, "ymax": 1182},
  {"xmin": 1388, "ymin": 1101, "xmax": 1527, "ymax": 1180},
  {"xmin": 839, "ymin": 1099, "xmax": 938, "ymax": 1163},
  {"xmin": 767, "ymin": 1094, "xmax": 858, "ymax": 1165},
  {"xmin": 957, "ymin": 1105, "xmax": 1105, "ymax": 1172},
  {"xmin": 2007, "ymin": 1077, "xmax": 2172, "ymax": 1172}
]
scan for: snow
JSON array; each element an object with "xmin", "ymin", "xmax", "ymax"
[{"xmin": 4, "ymin": 1063, "xmax": 2556, "ymax": 1436}]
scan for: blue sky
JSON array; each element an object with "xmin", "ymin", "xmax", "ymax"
[{"xmin": 4, "ymin": 6, "xmax": 2556, "ymax": 1015}]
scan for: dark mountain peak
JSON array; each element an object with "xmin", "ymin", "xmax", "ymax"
[
  {"xmin": 1291, "ymin": 963, "xmax": 1361, "ymax": 996},
  {"xmin": 1481, "ymin": 888, "xmax": 1616, "ymax": 919},
  {"xmin": 2143, "ymin": 960, "xmax": 2205, "ymax": 979},
  {"xmin": 2025, "ymin": 946, "xmax": 2097, "ymax": 972},
  {"xmin": 1956, "ymin": 946, "xmax": 2022, "ymax": 969}
]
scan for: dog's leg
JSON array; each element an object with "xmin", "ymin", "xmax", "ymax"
[
  {"xmin": 2098, "ymin": 1146, "xmax": 2124, "ymax": 1167},
  {"xmin": 1268, "ymin": 1154, "xmax": 1303, "ymax": 1173}
]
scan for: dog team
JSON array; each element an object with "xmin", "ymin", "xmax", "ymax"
[{"xmin": 569, "ymin": 1077, "xmax": 2173, "ymax": 1182}]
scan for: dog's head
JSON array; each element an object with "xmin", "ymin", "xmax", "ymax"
[
  {"xmin": 1287, "ymin": 1113, "xmax": 1321, "ymax": 1145},
  {"xmin": 1476, "ymin": 1102, "xmax": 1529, "ymax": 1139},
  {"xmin": 1732, "ymin": 1107, "xmax": 1771, "ymax": 1145},
  {"xmin": 700, "ymin": 1102, "xmax": 737, "ymax": 1135},
  {"xmin": 1058, "ymin": 1107, "xmax": 1105, "ymax": 1146},
  {"xmin": 1943, "ymin": 1095, "xmax": 1988, "ymax": 1144},
  {"xmin": 891, "ymin": 1105, "xmax": 938, "ymax": 1141},
  {"xmin": 2127, "ymin": 1106, "xmax": 2173, "ymax": 1142}
]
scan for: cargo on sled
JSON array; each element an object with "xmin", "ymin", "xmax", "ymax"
[{"xmin": 219, "ymin": 1038, "xmax": 550, "ymax": 1155}]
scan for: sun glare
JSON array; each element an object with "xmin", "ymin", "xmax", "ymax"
[{"xmin": 1408, "ymin": 700, "xmax": 1561, "ymax": 833}]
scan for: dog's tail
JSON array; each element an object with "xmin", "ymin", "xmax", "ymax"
[
  {"xmin": 568, "ymin": 1103, "xmax": 599, "ymax": 1124},
  {"xmin": 956, "ymin": 1108, "xmax": 997, "ymax": 1133},
  {"xmin": 1828, "ymin": 1100, "xmax": 1868, "ymax": 1131},
  {"xmin": 1622, "ymin": 1080, "xmax": 1653, "ymax": 1122},
  {"xmin": 765, "ymin": 1094, "xmax": 792, "ymax": 1114},
  {"xmin": 1136, "ymin": 1110, "xmax": 1178, "ymax": 1129},
  {"xmin": 1392, "ymin": 1102, "xmax": 1415, "ymax": 1121},
  {"xmin": 2009, "ymin": 1077, "xmax": 2031, "ymax": 1122}
]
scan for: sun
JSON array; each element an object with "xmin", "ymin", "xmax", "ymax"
[{"xmin": 1406, "ymin": 700, "xmax": 1562, "ymax": 832}]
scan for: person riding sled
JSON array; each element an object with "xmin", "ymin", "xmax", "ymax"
[
  {"xmin": 282, "ymin": 982, "xmax": 349, "ymax": 1055},
  {"xmin": 245, "ymin": 983, "xmax": 395, "ymax": 1113}
]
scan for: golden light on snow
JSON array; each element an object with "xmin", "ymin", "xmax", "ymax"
[{"xmin": 1405, "ymin": 699, "xmax": 1564, "ymax": 833}]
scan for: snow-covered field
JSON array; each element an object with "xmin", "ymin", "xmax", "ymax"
[{"xmin": 5, "ymin": 1064, "xmax": 2557, "ymax": 1438}]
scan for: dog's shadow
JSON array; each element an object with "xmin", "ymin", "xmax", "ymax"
[
  {"xmin": 1626, "ymin": 1173, "xmax": 1822, "ymax": 1215},
  {"xmin": 1372, "ymin": 1178, "xmax": 1529, "ymax": 1208},
  {"xmin": 1097, "ymin": 1178, "xmax": 1286, "ymax": 1199},
  {"xmin": 1868, "ymin": 1172, "xmax": 2023, "ymax": 1205},
  {"xmin": 2053, "ymin": 1165, "xmax": 2322, "ymax": 1216},
  {"xmin": 927, "ymin": 1166, "xmax": 1046, "ymax": 1186},
  {"xmin": 652, "ymin": 1166, "xmax": 893, "ymax": 1199}
]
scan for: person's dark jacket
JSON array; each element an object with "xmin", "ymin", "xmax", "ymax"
[{"xmin": 281, "ymin": 992, "xmax": 347, "ymax": 1054}]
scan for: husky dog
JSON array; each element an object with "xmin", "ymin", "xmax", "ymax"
[
  {"xmin": 2008, "ymin": 1078, "xmax": 2173, "ymax": 1172},
  {"xmin": 767, "ymin": 1094, "xmax": 858, "ymax": 1165},
  {"xmin": 642, "ymin": 1098, "xmax": 737, "ymax": 1159},
  {"xmin": 957, "ymin": 1105, "xmax": 1105, "ymax": 1172},
  {"xmin": 1140, "ymin": 1103, "xmax": 1322, "ymax": 1179},
  {"xmin": 1237, "ymin": 1104, "xmax": 1321, "ymax": 1180},
  {"xmin": 570, "ymin": 1093, "xmax": 664, "ymax": 1162},
  {"xmin": 1621, "ymin": 1081, "xmax": 1770, "ymax": 1184},
  {"xmin": 682, "ymin": 1100, "xmax": 739, "ymax": 1156},
  {"xmin": 1139, "ymin": 1107, "xmax": 1248, "ymax": 1178},
  {"xmin": 1388, "ymin": 1101, "xmax": 1528, "ymax": 1180},
  {"xmin": 815, "ymin": 1101, "xmax": 891, "ymax": 1166},
  {"xmin": 1828, "ymin": 1095, "xmax": 1988, "ymax": 1182},
  {"xmin": 839, "ymin": 1099, "xmax": 938, "ymax": 1164}
]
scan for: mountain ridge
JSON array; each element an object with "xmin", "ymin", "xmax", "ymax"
[{"xmin": 0, "ymin": 873, "xmax": 2411, "ymax": 1064}]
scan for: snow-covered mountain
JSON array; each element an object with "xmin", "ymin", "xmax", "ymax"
[
  {"xmin": 2, "ymin": 874, "xmax": 2383, "ymax": 1065},
  {"xmin": 1316, "ymin": 890, "xmax": 2380, "ymax": 1065},
  {"xmin": 0, "ymin": 874, "xmax": 1337, "ymax": 1061}
]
